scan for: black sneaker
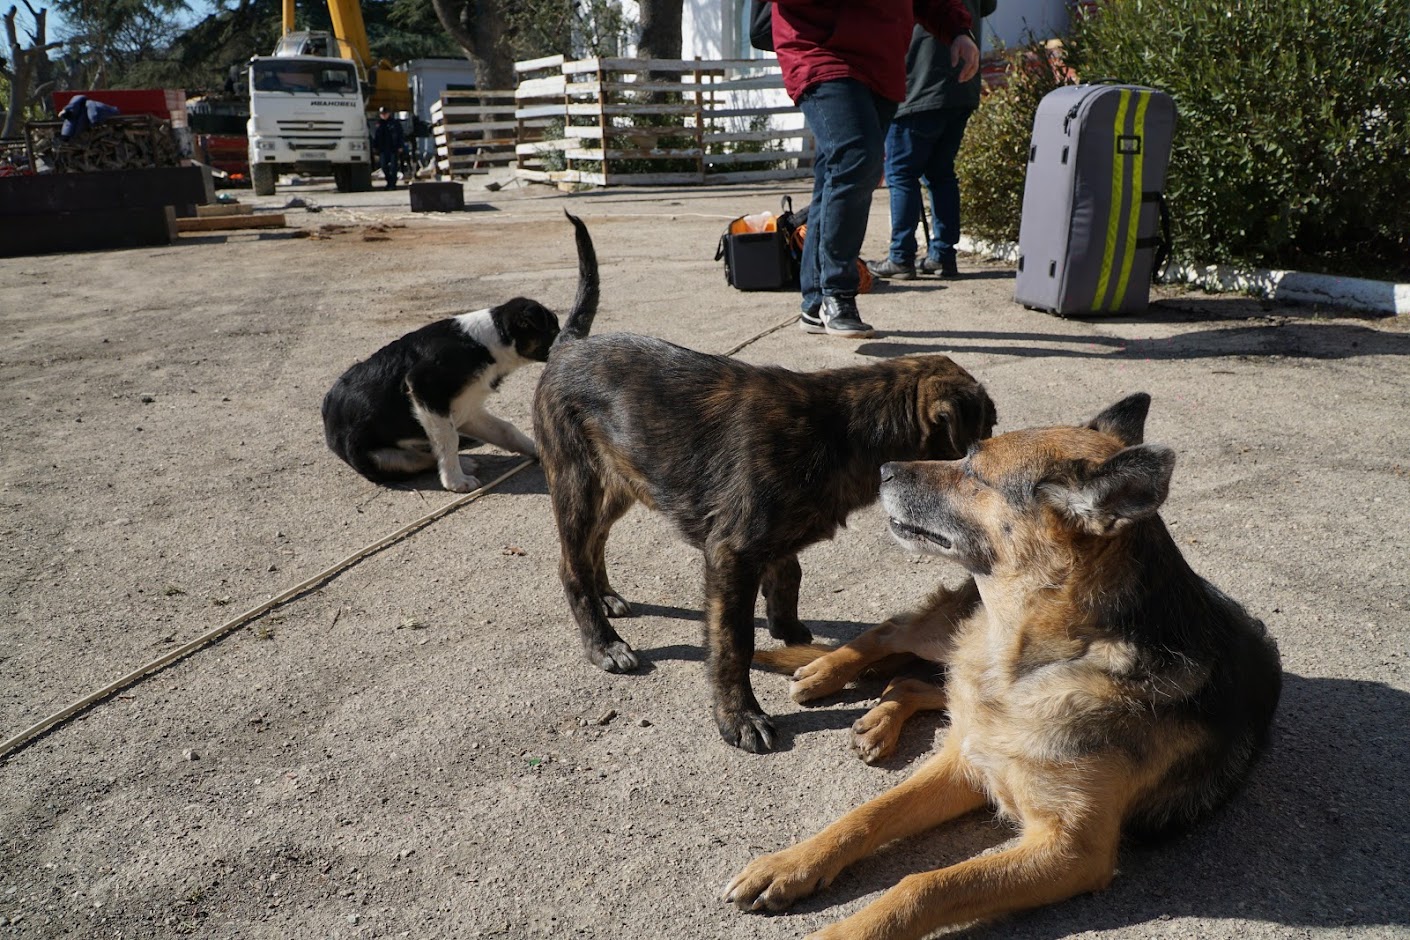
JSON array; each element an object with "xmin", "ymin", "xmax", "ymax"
[
  {"xmin": 806, "ymin": 295, "xmax": 875, "ymax": 338},
  {"xmin": 866, "ymin": 258, "xmax": 916, "ymax": 280},
  {"xmin": 920, "ymin": 256, "xmax": 960, "ymax": 278},
  {"xmin": 800, "ymin": 305, "xmax": 825, "ymax": 334}
]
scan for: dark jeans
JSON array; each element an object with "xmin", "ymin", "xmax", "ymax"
[
  {"xmin": 797, "ymin": 78, "xmax": 897, "ymax": 314},
  {"xmin": 884, "ymin": 108, "xmax": 972, "ymax": 265},
  {"xmin": 379, "ymin": 149, "xmax": 399, "ymax": 187}
]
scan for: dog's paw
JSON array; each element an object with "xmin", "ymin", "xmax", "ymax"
[
  {"xmin": 717, "ymin": 709, "xmax": 778, "ymax": 753},
  {"xmin": 589, "ymin": 640, "xmax": 639, "ymax": 673},
  {"xmin": 850, "ymin": 703, "xmax": 903, "ymax": 765},
  {"xmin": 600, "ymin": 593, "xmax": 633, "ymax": 618},
  {"xmin": 723, "ymin": 846, "xmax": 832, "ymax": 912},
  {"xmin": 768, "ymin": 618, "xmax": 813, "ymax": 645},
  {"xmin": 789, "ymin": 657, "xmax": 851, "ymax": 704},
  {"xmin": 442, "ymin": 474, "xmax": 482, "ymax": 494}
]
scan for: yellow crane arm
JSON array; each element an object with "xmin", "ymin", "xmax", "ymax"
[
  {"xmin": 279, "ymin": 0, "xmax": 411, "ymax": 112},
  {"xmin": 325, "ymin": 0, "xmax": 375, "ymax": 76}
]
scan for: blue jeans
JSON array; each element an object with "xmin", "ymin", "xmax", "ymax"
[
  {"xmin": 884, "ymin": 108, "xmax": 972, "ymax": 265},
  {"xmin": 379, "ymin": 148, "xmax": 400, "ymax": 186},
  {"xmin": 797, "ymin": 79, "xmax": 897, "ymax": 314}
]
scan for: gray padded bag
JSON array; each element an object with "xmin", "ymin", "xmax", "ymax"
[{"xmin": 1014, "ymin": 83, "xmax": 1176, "ymax": 316}]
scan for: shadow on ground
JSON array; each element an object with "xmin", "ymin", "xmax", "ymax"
[
  {"xmin": 860, "ymin": 322, "xmax": 1410, "ymax": 361},
  {"xmin": 749, "ymin": 673, "xmax": 1410, "ymax": 935},
  {"xmin": 381, "ymin": 455, "xmax": 548, "ymax": 495}
]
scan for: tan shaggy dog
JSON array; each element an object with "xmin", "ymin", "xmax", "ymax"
[{"xmin": 725, "ymin": 394, "xmax": 1281, "ymax": 939}]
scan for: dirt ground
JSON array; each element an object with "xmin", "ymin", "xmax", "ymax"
[{"xmin": 1, "ymin": 178, "xmax": 1407, "ymax": 940}]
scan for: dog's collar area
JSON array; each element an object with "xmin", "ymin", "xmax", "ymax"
[{"xmin": 889, "ymin": 518, "xmax": 953, "ymax": 550}]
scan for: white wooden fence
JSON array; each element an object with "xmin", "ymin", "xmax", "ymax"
[{"xmin": 432, "ymin": 55, "xmax": 809, "ymax": 188}]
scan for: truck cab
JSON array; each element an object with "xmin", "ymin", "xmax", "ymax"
[{"xmin": 246, "ymin": 47, "xmax": 372, "ymax": 195}]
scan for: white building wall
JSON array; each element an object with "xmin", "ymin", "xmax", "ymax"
[{"xmin": 681, "ymin": 0, "xmax": 725, "ymax": 59}]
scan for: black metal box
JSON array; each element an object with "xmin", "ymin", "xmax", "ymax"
[{"xmin": 409, "ymin": 181, "xmax": 466, "ymax": 213}]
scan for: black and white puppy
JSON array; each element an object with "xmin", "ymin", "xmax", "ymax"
[{"xmin": 322, "ymin": 212, "xmax": 599, "ymax": 491}]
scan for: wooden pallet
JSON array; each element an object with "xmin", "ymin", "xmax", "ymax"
[
  {"xmin": 512, "ymin": 56, "xmax": 811, "ymax": 187},
  {"xmin": 432, "ymin": 90, "xmax": 518, "ymax": 180}
]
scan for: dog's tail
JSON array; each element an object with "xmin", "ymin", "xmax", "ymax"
[
  {"xmin": 556, "ymin": 210, "xmax": 599, "ymax": 345},
  {"xmin": 752, "ymin": 643, "xmax": 836, "ymax": 673}
]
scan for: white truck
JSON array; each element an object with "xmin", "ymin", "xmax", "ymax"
[{"xmin": 246, "ymin": 33, "xmax": 373, "ymax": 196}]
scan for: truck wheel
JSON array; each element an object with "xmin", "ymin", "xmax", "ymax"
[
  {"xmin": 332, "ymin": 165, "xmax": 351, "ymax": 192},
  {"xmin": 252, "ymin": 163, "xmax": 276, "ymax": 196},
  {"xmin": 349, "ymin": 163, "xmax": 373, "ymax": 193}
]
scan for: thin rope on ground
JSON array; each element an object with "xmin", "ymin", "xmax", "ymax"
[
  {"xmin": 2, "ymin": 307, "xmax": 800, "ymax": 763},
  {"xmin": 721, "ymin": 312, "xmax": 801, "ymax": 357},
  {"xmin": 0, "ymin": 460, "xmax": 534, "ymax": 761}
]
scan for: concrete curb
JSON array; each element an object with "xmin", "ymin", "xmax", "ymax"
[
  {"xmin": 1161, "ymin": 262, "xmax": 1410, "ymax": 315},
  {"xmin": 956, "ymin": 235, "xmax": 1410, "ymax": 316}
]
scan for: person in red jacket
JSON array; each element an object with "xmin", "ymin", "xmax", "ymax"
[{"xmin": 766, "ymin": 0, "xmax": 978, "ymax": 337}]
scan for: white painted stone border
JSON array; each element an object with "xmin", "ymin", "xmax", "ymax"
[{"xmin": 956, "ymin": 235, "xmax": 1410, "ymax": 316}]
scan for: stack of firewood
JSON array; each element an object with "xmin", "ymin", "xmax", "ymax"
[{"xmin": 25, "ymin": 115, "xmax": 181, "ymax": 174}]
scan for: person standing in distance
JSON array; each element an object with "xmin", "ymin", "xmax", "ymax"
[
  {"xmin": 763, "ymin": 0, "xmax": 979, "ymax": 338},
  {"xmin": 372, "ymin": 106, "xmax": 406, "ymax": 190},
  {"xmin": 869, "ymin": 0, "xmax": 996, "ymax": 282}
]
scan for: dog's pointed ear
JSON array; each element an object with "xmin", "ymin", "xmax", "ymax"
[
  {"xmin": 1042, "ymin": 443, "xmax": 1175, "ymax": 534},
  {"xmin": 925, "ymin": 383, "xmax": 998, "ymax": 457},
  {"xmin": 1086, "ymin": 393, "xmax": 1152, "ymax": 446}
]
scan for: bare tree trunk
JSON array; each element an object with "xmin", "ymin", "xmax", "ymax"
[
  {"xmin": 428, "ymin": 0, "xmax": 515, "ymax": 90},
  {"xmin": 637, "ymin": 0, "xmax": 683, "ymax": 61},
  {"xmin": 3, "ymin": 3, "xmax": 61, "ymax": 139}
]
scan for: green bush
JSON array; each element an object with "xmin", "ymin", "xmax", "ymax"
[
  {"xmin": 1063, "ymin": 0, "xmax": 1410, "ymax": 279},
  {"xmin": 956, "ymin": 44, "xmax": 1069, "ymax": 245}
]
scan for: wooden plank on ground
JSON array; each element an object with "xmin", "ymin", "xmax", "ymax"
[
  {"xmin": 176, "ymin": 213, "xmax": 286, "ymax": 233},
  {"xmin": 195, "ymin": 203, "xmax": 253, "ymax": 218}
]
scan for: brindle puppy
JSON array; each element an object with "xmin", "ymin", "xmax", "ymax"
[
  {"xmin": 533, "ymin": 343, "xmax": 995, "ymax": 752},
  {"xmin": 727, "ymin": 394, "xmax": 1282, "ymax": 938}
]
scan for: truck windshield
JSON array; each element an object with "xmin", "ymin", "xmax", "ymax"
[{"xmin": 251, "ymin": 61, "xmax": 358, "ymax": 95}]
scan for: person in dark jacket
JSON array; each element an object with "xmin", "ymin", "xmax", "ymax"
[
  {"xmin": 372, "ymin": 107, "xmax": 406, "ymax": 189},
  {"xmin": 766, "ymin": 0, "xmax": 978, "ymax": 338},
  {"xmin": 869, "ymin": 0, "xmax": 996, "ymax": 281}
]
